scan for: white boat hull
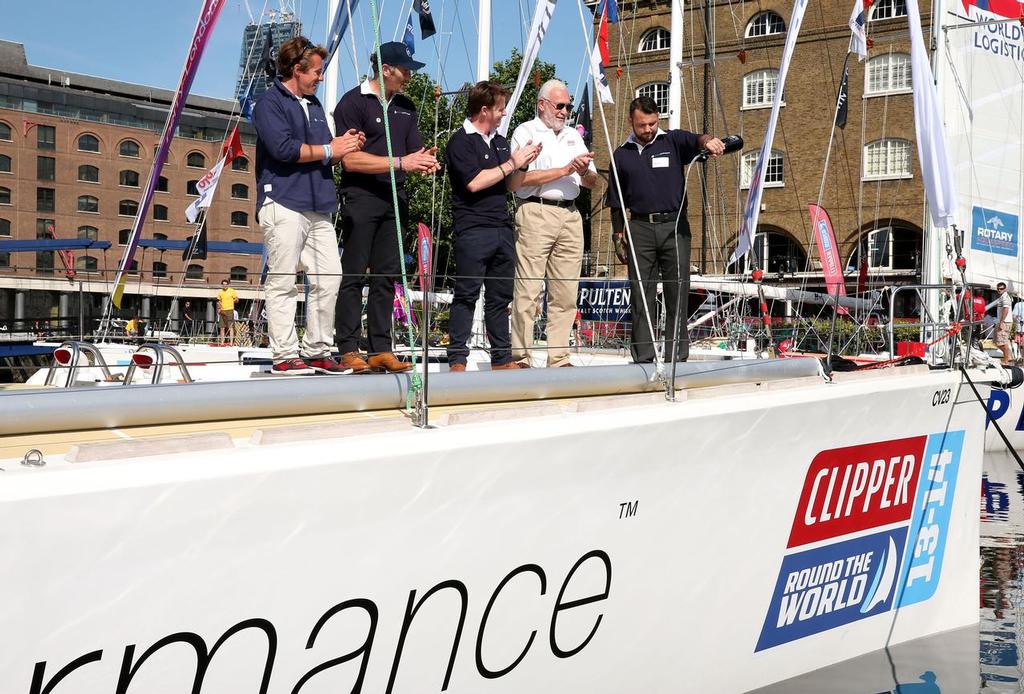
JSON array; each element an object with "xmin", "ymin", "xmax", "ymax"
[{"xmin": 0, "ymin": 369, "xmax": 984, "ymax": 692}]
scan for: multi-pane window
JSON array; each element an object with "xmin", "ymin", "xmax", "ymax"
[
  {"xmin": 76, "ymin": 256, "xmax": 98, "ymax": 272},
  {"xmin": 118, "ymin": 229, "xmax": 131, "ymax": 245},
  {"xmin": 863, "ymin": 138, "xmax": 912, "ymax": 179},
  {"xmin": 232, "ymin": 157, "xmax": 249, "ymax": 172},
  {"xmin": 740, "ymin": 150, "xmax": 785, "ymax": 188},
  {"xmin": 77, "ymin": 194, "xmax": 98, "ymax": 213},
  {"xmin": 186, "ymin": 180, "xmax": 199, "ymax": 196},
  {"xmin": 37, "ymin": 219, "xmax": 55, "ymax": 237},
  {"xmin": 0, "ymin": 252, "xmax": 9, "ymax": 268},
  {"xmin": 38, "ymin": 188, "xmax": 56, "ymax": 212},
  {"xmin": 231, "ymin": 211, "xmax": 249, "ymax": 227},
  {"xmin": 153, "ymin": 232, "xmax": 168, "ymax": 240},
  {"xmin": 119, "ymin": 170, "xmax": 140, "ymax": 187},
  {"xmin": 636, "ymin": 82, "xmax": 670, "ymax": 116},
  {"xmin": 77, "ymin": 225, "xmax": 98, "ymax": 241},
  {"xmin": 639, "ymin": 28, "xmax": 670, "ymax": 52},
  {"xmin": 36, "ymin": 125, "xmax": 55, "ymax": 150},
  {"xmin": 0, "ymin": 218, "xmax": 9, "ymax": 236},
  {"xmin": 37, "ymin": 156, "xmax": 55, "ymax": 181},
  {"xmin": 871, "ymin": 0, "xmax": 908, "ymax": 20},
  {"xmin": 0, "ymin": 186, "xmax": 10, "ymax": 204},
  {"xmin": 36, "ymin": 220, "xmax": 54, "ymax": 274},
  {"xmin": 745, "ymin": 11, "xmax": 786, "ymax": 38},
  {"xmin": 186, "ymin": 152, "xmax": 206, "ymax": 168},
  {"xmin": 186, "ymin": 263, "xmax": 204, "ymax": 280},
  {"xmin": 156, "ymin": 176, "xmax": 169, "ymax": 192},
  {"xmin": 0, "ymin": 154, "xmax": 10, "ymax": 173},
  {"xmin": 153, "ymin": 204, "xmax": 168, "ymax": 221},
  {"xmin": 231, "ymin": 183, "xmax": 249, "ymax": 199},
  {"xmin": 78, "ymin": 164, "xmax": 99, "ymax": 183},
  {"xmin": 743, "ymin": 69, "xmax": 779, "ymax": 108},
  {"xmin": 77, "ymin": 134, "xmax": 100, "ymax": 153},
  {"xmin": 0, "ymin": 122, "xmax": 11, "ymax": 141},
  {"xmin": 119, "ymin": 199, "xmax": 139, "ymax": 216},
  {"xmin": 119, "ymin": 140, "xmax": 141, "ymax": 158},
  {"xmin": 865, "ymin": 53, "xmax": 911, "ymax": 95},
  {"xmin": 152, "ymin": 261, "xmax": 168, "ymax": 278},
  {"xmin": 230, "ymin": 266, "xmax": 248, "ymax": 282}
]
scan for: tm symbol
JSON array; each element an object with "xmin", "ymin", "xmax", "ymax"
[{"xmin": 619, "ymin": 500, "xmax": 639, "ymax": 519}]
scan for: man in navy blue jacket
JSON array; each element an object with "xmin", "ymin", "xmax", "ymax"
[{"xmin": 253, "ymin": 37, "xmax": 365, "ymax": 375}]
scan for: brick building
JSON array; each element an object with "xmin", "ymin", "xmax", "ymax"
[
  {"xmin": 589, "ymin": 0, "xmax": 926, "ymax": 305},
  {"xmin": 0, "ymin": 40, "xmax": 261, "ymax": 331}
]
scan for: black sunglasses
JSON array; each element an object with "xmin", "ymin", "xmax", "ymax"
[{"xmin": 542, "ymin": 97, "xmax": 570, "ymax": 111}]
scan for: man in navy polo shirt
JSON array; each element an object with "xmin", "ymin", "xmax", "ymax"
[
  {"xmin": 253, "ymin": 36, "xmax": 366, "ymax": 376},
  {"xmin": 332, "ymin": 42, "xmax": 440, "ymax": 374},
  {"xmin": 607, "ymin": 96, "xmax": 724, "ymax": 364},
  {"xmin": 445, "ymin": 81, "xmax": 542, "ymax": 372}
]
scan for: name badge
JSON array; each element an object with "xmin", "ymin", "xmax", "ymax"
[{"xmin": 651, "ymin": 156, "xmax": 670, "ymax": 169}]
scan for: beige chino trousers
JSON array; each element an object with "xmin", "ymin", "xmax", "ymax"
[{"xmin": 511, "ymin": 201, "xmax": 584, "ymax": 367}]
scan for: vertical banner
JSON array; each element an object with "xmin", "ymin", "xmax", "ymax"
[
  {"xmin": 111, "ymin": 0, "xmax": 226, "ymax": 307},
  {"xmin": 729, "ymin": 0, "xmax": 810, "ymax": 266},
  {"xmin": 589, "ymin": 0, "xmax": 616, "ymax": 105},
  {"xmin": 808, "ymin": 204, "xmax": 846, "ymax": 297},
  {"xmin": 499, "ymin": 0, "xmax": 558, "ymax": 136}
]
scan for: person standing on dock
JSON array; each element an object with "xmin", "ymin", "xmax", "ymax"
[
  {"xmin": 444, "ymin": 81, "xmax": 542, "ymax": 372},
  {"xmin": 606, "ymin": 96, "xmax": 724, "ymax": 364},
  {"xmin": 253, "ymin": 36, "xmax": 366, "ymax": 376},
  {"xmin": 509, "ymin": 79, "xmax": 597, "ymax": 368},
  {"xmin": 332, "ymin": 42, "xmax": 440, "ymax": 374}
]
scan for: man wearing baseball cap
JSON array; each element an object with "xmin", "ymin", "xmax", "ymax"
[{"xmin": 332, "ymin": 42, "xmax": 440, "ymax": 373}]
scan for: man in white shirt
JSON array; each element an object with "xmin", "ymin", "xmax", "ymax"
[{"xmin": 509, "ymin": 80, "xmax": 598, "ymax": 368}]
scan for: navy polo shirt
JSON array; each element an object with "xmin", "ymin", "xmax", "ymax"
[
  {"xmin": 606, "ymin": 129, "xmax": 701, "ymax": 215},
  {"xmin": 333, "ymin": 81, "xmax": 424, "ymax": 196},
  {"xmin": 445, "ymin": 122, "xmax": 513, "ymax": 231}
]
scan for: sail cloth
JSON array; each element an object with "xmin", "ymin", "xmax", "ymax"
[
  {"xmin": 729, "ymin": 0, "xmax": 810, "ymax": 266},
  {"xmin": 590, "ymin": 0, "xmax": 616, "ymax": 105},
  {"xmin": 907, "ymin": 0, "xmax": 958, "ymax": 228},
  {"xmin": 498, "ymin": 0, "xmax": 559, "ymax": 136},
  {"xmin": 185, "ymin": 126, "xmax": 245, "ymax": 224},
  {"xmin": 111, "ymin": 0, "xmax": 226, "ymax": 308},
  {"xmin": 323, "ymin": 0, "xmax": 363, "ymax": 71}
]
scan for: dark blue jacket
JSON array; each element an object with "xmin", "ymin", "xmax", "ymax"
[{"xmin": 252, "ymin": 79, "xmax": 337, "ymax": 217}]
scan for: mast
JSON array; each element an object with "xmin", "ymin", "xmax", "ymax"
[
  {"xmin": 325, "ymin": 0, "xmax": 341, "ymax": 118},
  {"xmin": 477, "ymin": 0, "xmax": 491, "ymax": 81},
  {"xmin": 669, "ymin": 0, "xmax": 684, "ymax": 129}
]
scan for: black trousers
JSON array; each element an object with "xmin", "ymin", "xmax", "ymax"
[
  {"xmin": 626, "ymin": 216, "xmax": 691, "ymax": 363},
  {"xmin": 336, "ymin": 190, "xmax": 407, "ymax": 355},
  {"xmin": 447, "ymin": 225, "xmax": 515, "ymax": 366}
]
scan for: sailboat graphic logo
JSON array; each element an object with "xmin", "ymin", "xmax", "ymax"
[{"xmin": 859, "ymin": 536, "xmax": 898, "ymax": 613}]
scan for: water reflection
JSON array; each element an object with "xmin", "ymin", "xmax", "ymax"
[{"xmin": 754, "ymin": 452, "xmax": 1024, "ymax": 693}]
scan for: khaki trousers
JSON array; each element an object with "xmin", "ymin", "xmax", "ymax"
[{"xmin": 511, "ymin": 201, "xmax": 583, "ymax": 367}]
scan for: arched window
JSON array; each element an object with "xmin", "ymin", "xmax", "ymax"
[
  {"xmin": 231, "ymin": 211, "xmax": 249, "ymax": 227},
  {"xmin": 745, "ymin": 11, "xmax": 786, "ymax": 37},
  {"xmin": 231, "ymin": 183, "xmax": 249, "ymax": 199},
  {"xmin": 0, "ymin": 252, "xmax": 9, "ymax": 268},
  {"xmin": 186, "ymin": 151, "xmax": 206, "ymax": 168},
  {"xmin": 152, "ymin": 261, "xmax": 168, "ymax": 278},
  {"xmin": 153, "ymin": 204, "xmax": 168, "ymax": 221},
  {"xmin": 0, "ymin": 154, "xmax": 10, "ymax": 173},
  {"xmin": 78, "ymin": 165, "xmax": 99, "ymax": 183},
  {"xmin": 230, "ymin": 266, "xmax": 248, "ymax": 282},
  {"xmin": 153, "ymin": 232, "xmax": 168, "ymax": 241},
  {"xmin": 870, "ymin": 0, "xmax": 907, "ymax": 20},
  {"xmin": 743, "ymin": 69, "xmax": 779, "ymax": 108},
  {"xmin": 126, "ymin": 260, "xmax": 139, "ymax": 275},
  {"xmin": 186, "ymin": 180, "xmax": 199, "ymax": 196},
  {"xmin": 119, "ymin": 170, "xmax": 140, "ymax": 187},
  {"xmin": 752, "ymin": 230, "xmax": 807, "ymax": 275},
  {"xmin": 0, "ymin": 121, "xmax": 11, "ymax": 141},
  {"xmin": 863, "ymin": 138, "xmax": 912, "ymax": 179},
  {"xmin": 76, "ymin": 256, "xmax": 98, "ymax": 272},
  {"xmin": 77, "ymin": 133, "xmax": 100, "ymax": 152},
  {"xmin": 232, "ymin": 156, "xmax": 249, "ymax": 172},
  {"xmin": 118, "ymin": 229, "xmax": 131, "ymax": 245},
  {"xmin": 740, "ymin": 150, "xmax": 785, "ymax": 188},
  {"xmin": 78, "ymin": 195, "xmax": 99, "ymax": 213},
  {"xmin": 0, "ymin": 218, "xmax": 10, "ymax": 236},
  {"xmin": 186, "ymin": 263, "xmax": 204, "ymax": 280},
  {"xmin": 0, "ymin": 186, "xmax": 10, "ymax": 205},
  {"xmin": 156, "ymin": 176, "xmax": 169, "ymax": 192},
  {"xmin": 865, "ymin": 53, "xmax": 911, "ymax": 95},
  {"xmin": 119, "ymin": 199, "xmax": 139, "ymax": 216},
  {"xmin": 636, "ymin": 82, "xmax": 670, "ymax": 116},
  {"xmin": 119, "ymin": 140, "xmax": 141, "ymax": 158},
  {"xmin": 77, "ymin": 225, "xmax": 98, "ymax": 241},
  {"xmin": 639, "ymin": 27, "xmax": 670, "ymax": 52},
  {"xmin": 847, "ymin": 226, "xmax": 921, "ymax": 272}
]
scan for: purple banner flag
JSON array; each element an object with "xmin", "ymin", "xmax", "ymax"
[{"xmin": 112, "ymin": 0, "xmax": 226, "ymax": 307}]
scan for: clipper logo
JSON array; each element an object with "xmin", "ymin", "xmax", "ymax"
[{"xmin": 756, "ymin": 431, "xmax": 964, "ymax": 651}]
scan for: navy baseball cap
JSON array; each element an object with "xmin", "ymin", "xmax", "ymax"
[{"xmin": 376, "ymin": 41, "xmax": 426, "ymax": 71}]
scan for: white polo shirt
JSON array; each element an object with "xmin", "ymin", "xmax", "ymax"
[{"xmin": 510, "ymin": 117, "xmax": 596, "ymax": 201}]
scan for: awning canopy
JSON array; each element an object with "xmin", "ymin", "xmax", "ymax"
[
  {"xmin": 0, "ymin": 239, "xmax": 113, "ymax": 252},
  {"xmin": 137, "ymin": 239, "xmax": 264, "ymax": 255}
]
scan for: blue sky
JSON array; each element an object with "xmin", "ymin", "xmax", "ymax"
[{"xmin": 2, "ymin": 0, "xmax": 596, "ymax": 106}]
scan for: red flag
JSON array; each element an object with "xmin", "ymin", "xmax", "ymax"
[
  {"xmin": 416, "ymin": 222, "xmax": 433, "ymax": 293},
  {"xmin": 222, "ymin": 125, "xmax": 244, "ymax": 162},
  {"xmin": 598, "ymin": 4, "xmax": 610, "ymax": 66}
]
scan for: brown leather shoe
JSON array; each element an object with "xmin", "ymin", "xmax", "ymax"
[
  {"xmin": 367, "ymin": 352, "xmax": 413, "ymax": 373},
  {"xmin": 449, "ymin": 363, "xmax": 467, "ymax": 373},
  {"xmin": 339, "ymin": 351, "xmax": 372, "ymax": 374},
  {"xmin": 491, "ymin": 361, "xmax": 530, "ymax": 370}
]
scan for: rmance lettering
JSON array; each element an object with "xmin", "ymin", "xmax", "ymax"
[{"xmin": 28, "ymin": 549, "xmax": 611, "ymax": 693}]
